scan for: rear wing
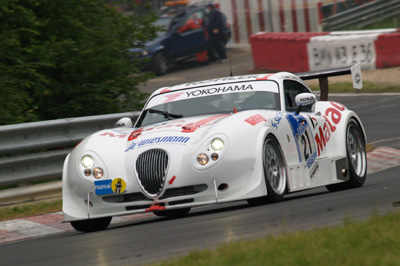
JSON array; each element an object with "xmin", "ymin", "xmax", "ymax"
[{"xmin": 296, "ymin": 64, "xmax": 362, "ymax": 101}]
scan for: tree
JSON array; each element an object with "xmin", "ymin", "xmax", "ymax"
[{"xmin": 0, "ymin": 0, "xmax": 158, "ymax": 125}]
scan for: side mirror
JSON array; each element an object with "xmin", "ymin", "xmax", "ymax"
[
  {"xmin": 115, "ymin": 117, "xmax": 133, "ymax": 128},
  {"xmin": 294, "ymin": 93, "xmax": 316, "ymax": 114}
]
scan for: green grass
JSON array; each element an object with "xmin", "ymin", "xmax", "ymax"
[
  {"xmin": 155, "ymin": 212, "xmax": 400, "ymax": 266},
  {"xmin": 309, "ymin": 82, "xmax": 400, "ymax": 93},
  {"xmin": 0, "ymin": 199, "xmax": 62, "ymax": 221}
]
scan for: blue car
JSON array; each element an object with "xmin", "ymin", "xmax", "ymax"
[{"xmin": 130, "ymin": 4, "xmax": 230, "ymax": 75}]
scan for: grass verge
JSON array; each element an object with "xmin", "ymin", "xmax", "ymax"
[
  {"xmin": 0, "ymin": 199, "xmax": 62, "ymax": 221},
  {"xmin": 155, "ymin": 212, "xmax": 400, "ymax": 266}
]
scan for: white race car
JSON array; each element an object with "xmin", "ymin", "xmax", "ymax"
[{"xmin": 62, "ymin": 65, "xmax": 367, "ymax": 232}]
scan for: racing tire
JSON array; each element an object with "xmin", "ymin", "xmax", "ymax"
[
  {"xmin": 153, "ymin": 207, "xmax": 191, "ymax": 218},
  {"xmin": 248, "ymin": 135, "xmax": 287, "ymax": 206},
  {"xmin": 70, "ymin": 217, "xmax": 112, "ymax": 232},
  {"xmin": 326, "ymin": 118, "xmax": 367, "ymax": 192},
  {"xmin": 152, "ymin": 52, "xmax": 168, "ymax": 76}
]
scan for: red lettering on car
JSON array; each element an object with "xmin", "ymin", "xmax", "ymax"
[
  {"xmin": 245, "ymin": 114, "xmax": 267, "ymax": 126},
  {"xmin": 128, "ymin": 128, "xmax": 144, "ymax": 141},
  {"xmin": 314, "ymin": 102, "xmax": 345, "ymax": 156},
  {"xmin": 100, "ymin": 132, "xmax": 127, "ymax": 138}
]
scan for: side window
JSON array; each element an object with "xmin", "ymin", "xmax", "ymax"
[
  {"xmin": 178, "ymin": 11, "xmax": 204, "ymax": 33},
  {"xmin": 283, "ymin": 80, "xmax": 313, "ymax": 112}
]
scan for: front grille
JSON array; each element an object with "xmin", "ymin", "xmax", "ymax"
[{"xmin": 135, "ymin": 148, "xmax": 169, "ymax": 196}]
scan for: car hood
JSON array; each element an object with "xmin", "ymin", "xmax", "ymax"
[
  {"xmin": 129, "ymin": 35, "xmax": 167, "ymax": 54},
  {"xmin": 78, "ymin": 111, "xmax": 270, "ymax": 157}
]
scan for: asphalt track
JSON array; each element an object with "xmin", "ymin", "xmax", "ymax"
[{"xmin": 0, "ymin": 48, "xmax": 399, "ymax": 265}]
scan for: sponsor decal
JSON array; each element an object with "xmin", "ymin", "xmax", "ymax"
[
  {"xmin": 95, "ymin": 180, "xmax": 113, "ymax": 195},
  {"xmin": 95, "ymin": 178, "xmax": 127, "ymax": 195},
  {"xmin": 100, "ymin": 132, "xmax": 127, "ymax": 138},
  {"xmin": 163, "ymin": 91, "xmax": 185, "ymax": 103},
  {"xmin": 287, "ymin": 113, "xmax": 318, "ymax": 173},
  {"xmin": 125, "ymin": 136, "xmax": 190, "ymax": 151},
  {"xmin": 256, "ymin": 74, "xmax": 274, "ymax": 80},
  {"xmin": 128, "ymin": 128, "xmax": 144, "ymax": 141},
  {"xmin": 111, "ymin": 178, "xmax": 126, "ymax": 194},
  {"xmin": 271, "ymin": 112, "xmax": 283, "ymax": 130},
  {"xmin": 169, "ymin": 175, "xmax": 176, "ymax": 185},
  {"xmin": 160, "ymin": 88, "xmax": 171, "ymax": 93},
  {"xmin": 184, "ymin": 75, "xmax": 262, "ymax": 86},
  {"xmin": 245, "ymin": 114, "xmax": 266, "ymax": 126},
  {"xmin": 185, "ymin": 84, "xmax": 254, "ymax": 97},
  {"xmin": 308, "ymin": 40, "xmax": 375, "ymax": 71},
  {"xmin": 314, "ymin": 101, "xmax": 346, "ymax": 156},
  {"xmin": 309, "ymin": 163, "xmax": 320, "ymax": 180},
  {"xmin": 181, "ymin": 114, "xmax": 230, "ymax": 133}
]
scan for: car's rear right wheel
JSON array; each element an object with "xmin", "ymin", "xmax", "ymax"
[{"xmin": 326, "ymin": 118, "xmax": 367, "ymax": 192}]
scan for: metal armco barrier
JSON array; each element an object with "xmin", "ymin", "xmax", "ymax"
[
  {"xmin": 0, "ymin": 112, "xmax": 140, "ymax": 186},
  {"xmin": 322, "ymin": 0, "xmax": 400, "ymax": 31}
]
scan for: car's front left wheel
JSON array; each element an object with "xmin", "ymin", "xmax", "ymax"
[
  {"xmin": 70, "ymin": 217, "xmax": 112, "ymax": 232},
  {"xmin": 248, "ymin": 135, "xmax": 287, "ymax": 205}
]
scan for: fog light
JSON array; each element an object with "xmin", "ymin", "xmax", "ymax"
[
  {"xmin": 197, "ymin": 153, "xmax": 209, "ymax": 165},
  {"xmin": 93, "ymin": 167, "xmax": 104, "ymax": 179},
  {"xmin": 84, "ymin": 169, "xmax": 91, "ymax": 176},
  {"xmin": 211, "ymin": 153, "xmax": 219, "ymax": 161}
]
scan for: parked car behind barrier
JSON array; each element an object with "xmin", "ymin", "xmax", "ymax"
[{"xmin": 130, "ymin": 3, "xmax": 230, "ymax": 75}]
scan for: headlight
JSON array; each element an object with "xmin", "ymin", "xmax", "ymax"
[
  {"xmin": 81, "ymin": 155, "xmax": 94, "ymax": 168},
  {"xmin": 211, "ymin": 138, "xmax": 224, "ymax": 151},
  {"xmin": 197, "ymin": 153, "xmax": 209, "ymax": 165},
  {"xmin": 93, "ymin": 167, "xmax": 104, "ymax": 179}
]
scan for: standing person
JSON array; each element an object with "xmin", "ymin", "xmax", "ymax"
[{"xmin": 206, "ymin": 3, "xmax": 228, "ymax": 62}]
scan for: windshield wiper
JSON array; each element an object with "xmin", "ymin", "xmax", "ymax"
[{"xmin": 147, "ymin": 108, "xmax": 184, "ymax": 119}]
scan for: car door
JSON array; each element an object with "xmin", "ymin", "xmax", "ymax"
[
  {"xmin": 166, "ymin": 10, "xmax": 207, "ymax": 60},
  {"xmin": 283, "ymin": 80, "xmax": 326, "ymax": 182}
]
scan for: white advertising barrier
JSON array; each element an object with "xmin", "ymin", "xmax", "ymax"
[{"xmin": 307, "ymin": 29, "xmax": 397, "ymax": 71}]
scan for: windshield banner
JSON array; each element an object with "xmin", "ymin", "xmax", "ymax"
[{"xmin": 147, "ymin": 81, "xmax": 278, "ymax": 109}]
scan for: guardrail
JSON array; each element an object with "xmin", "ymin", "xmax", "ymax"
[
  {"xmin": 0, "ymin": 112, "xmax": 140, "ymax": 187},
  {"xmin": 322, "ymin": 0, "xmax": 400, "ymax": 31}
]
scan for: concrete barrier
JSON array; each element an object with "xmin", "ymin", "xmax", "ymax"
[{"xmin": 250, "ymin": 29, "xmax": 400, "ymax": 72}]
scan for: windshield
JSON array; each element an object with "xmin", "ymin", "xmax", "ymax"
[
  {"xmin": 154, "ymin": 16, "xmax": 173, "ymax": 38},
  {"xmin": 137, "ymin": 81, "xmax": 280, "ymax": 127}
]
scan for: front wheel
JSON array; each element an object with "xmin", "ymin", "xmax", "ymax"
[
  {"xmin": 248, "ymin": 135, "xmax": 287, "ymax": 205},
  {"xmin": 326, "ymin": 118, "xmax": 367, "ymax": 192},
  {"xmin": 70, "ymin": 217, "xmax": 112, "ymax": 232}
]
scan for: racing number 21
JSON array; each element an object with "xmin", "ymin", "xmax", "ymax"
[{"xmin": 301, "ymin": 130, "xmax": 313, "ymax": 161}]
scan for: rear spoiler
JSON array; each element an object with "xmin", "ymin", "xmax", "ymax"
[{"xmin": 296, "ymin": 64, "xmax": 362, "ymax": 101}]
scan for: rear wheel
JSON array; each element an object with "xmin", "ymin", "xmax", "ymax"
[
  {"xmin": 152, "ymin": 52, "xmax": 168, "ymax": 76},
  {"xmin": 153, "ymin": 207, "xmax": 191, "ymax": 218},
  {"xmin": 248, "ymin": 135, "xmax": 287, "ymax": 205},
  {"xmin": 326, "ymin": 119, "xmax": 367, "ymax": 192},
  {"xmin": 70, "ymin": 217, "xmax": 112, "ymax": 232}
]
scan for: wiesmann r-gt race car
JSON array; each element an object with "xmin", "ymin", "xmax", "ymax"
[{"xmin": 63, "ymin": 65, "xmax": 367, "ymax": 232}]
